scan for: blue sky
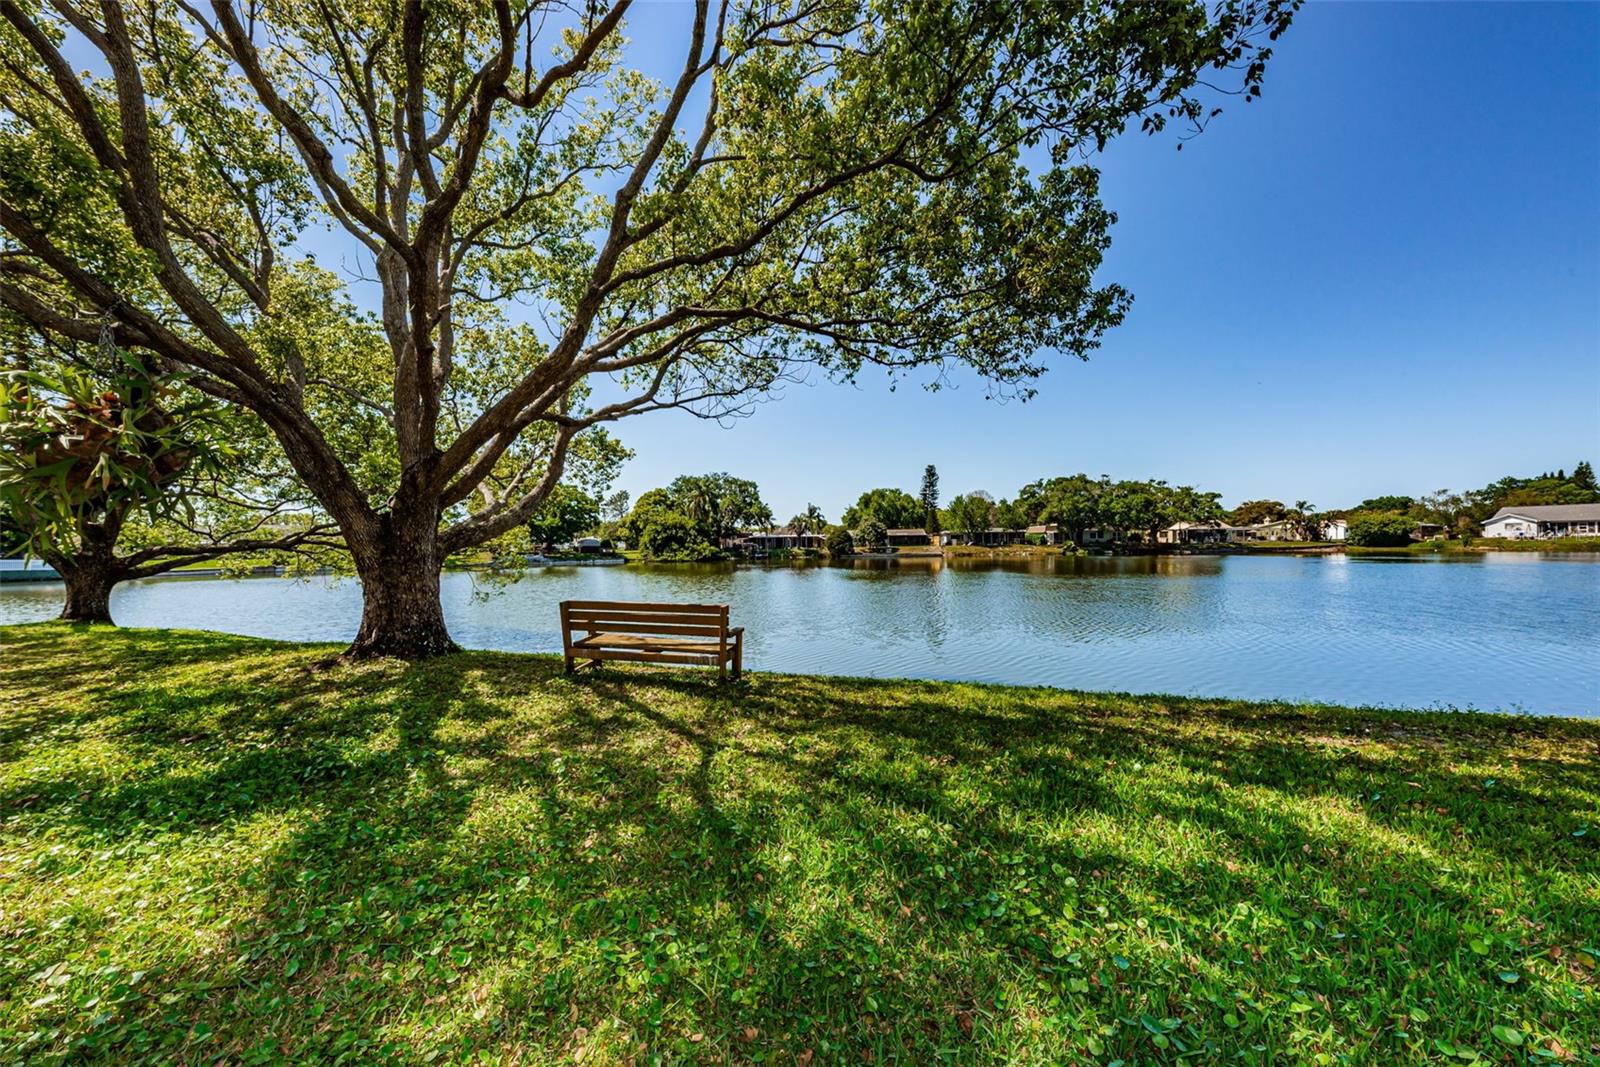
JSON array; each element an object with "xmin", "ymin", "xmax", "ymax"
[{"xmin": 602, "ymin": 1, "xmax": 1599, "ymax": 520}]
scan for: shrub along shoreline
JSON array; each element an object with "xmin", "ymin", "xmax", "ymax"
[{"xmin": 1, "ymin": 624, "xmax": 1596, "ymax": 1064}]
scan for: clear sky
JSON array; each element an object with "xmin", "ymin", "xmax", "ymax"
[{"xmin": 601, "ymin": 0, "xmax": 1600, "ymax": 521}]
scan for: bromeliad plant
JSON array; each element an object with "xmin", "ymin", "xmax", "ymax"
[{"xmin": 0, "ymin": 352, "xmax": 212, "ymax": 546}]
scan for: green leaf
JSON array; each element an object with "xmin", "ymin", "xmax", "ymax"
[{"xmin": 1490, "ymin": 1025, "xmax": 1523, "ymax": 1047}]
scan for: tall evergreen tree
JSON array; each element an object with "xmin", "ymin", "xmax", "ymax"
[{"xmin": 920, "ymin": 465, "xmax": 941, "ymax": 534}]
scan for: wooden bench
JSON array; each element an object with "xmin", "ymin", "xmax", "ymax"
[{"xmin": 559, "ymin": 600, "xmax": 744, "ymax": 680}]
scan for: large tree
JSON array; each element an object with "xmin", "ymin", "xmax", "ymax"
[
  {"xmin": 666, "ymin": 472, "xmax": 771, "ymax": 541},
  {"xmin": 524, "ymin": 484, "xmax": 599, "ymax": 551},
  {"xmin": 0, "ymin": 345, "xmax": 333, "ymax": 621},
  {"xmin": 943, "ymin": 492, "xmax": 993, "ymax": 540},
  {"xmin": 0, "ymin": 0, "xmax": 1293, "ymax": 656},
  {"xmin": 1229, "ymin": 498, "xmax": 1286, "ymax": 526},
  {"xmin": 841, "ymin": 486, "xmax": 924, "ymax": 532}
]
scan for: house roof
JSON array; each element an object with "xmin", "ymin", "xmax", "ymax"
[
  {"xmin": 1485, "ymin": 503, "xmax": 1600, "ymax": 524},
  {"xmin": 885, "ymin": 528, "xmax": 928, "ymax": 536},
  {"xmin": 1024, "ymin": 524, "xmax": 1058, "ymax": 533}
]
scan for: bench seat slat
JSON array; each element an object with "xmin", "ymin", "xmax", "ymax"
[
  {"xmin": 566, "ymin": 612, "xmax": 728, "ymax": 631},
  {"xmin": 562, "ymin": 599, "xmax": 728, "ymax": 615},
  {"xmin": 574, "ymin": 633, "xmax": 730, "ymax": 654}
]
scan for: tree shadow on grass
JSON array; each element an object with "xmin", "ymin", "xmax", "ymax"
[{"xmin": 4, "ymin": 642, "xmax": 1598, "ymax": 1064}]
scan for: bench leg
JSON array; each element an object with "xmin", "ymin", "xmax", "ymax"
[
  {"xmin": 732, "ymin": 632, "xmax": 743, "ymax": 680},
  {"xmin": 564, "ymin": 654, "xmax": 574, "ymax": 674}
]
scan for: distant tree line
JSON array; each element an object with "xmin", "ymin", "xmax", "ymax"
[
  {"xmin": 835, "ymin": 468, "xmax": 1226, "ymax": 548},
  {"xmin": 1243, "ymin": 460, "xmax": 1598, "ymax": 542},
  {"xmin": 525, "ymin": 458, "xmax": 1599, "ymax": 564}
]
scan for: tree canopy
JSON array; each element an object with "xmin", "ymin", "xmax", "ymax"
[
  {"xmin": 524, "ymin": 485, "xmax": 600, "ymax": 549},
  {"xmin": 943, "ymin": 493, "xmax": 994, "ymax": 538},
  {"xmin": 842, "ymin": 487, "xmax": 924, "ymax": 532},
  {"xmin": 620, "ymin": 472, "xmax": 771, "ymax": 559},
  {"xmin": 1229, "ymin": 499, "xmax": 1287, "ymax": 526}
]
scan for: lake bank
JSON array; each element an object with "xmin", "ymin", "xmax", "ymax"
[{"xmin": 2, "ymin": 623, "xmax": 1596, "ymax": 1064}]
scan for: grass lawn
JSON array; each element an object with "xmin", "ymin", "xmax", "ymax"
[{"xmin": 1, "ymin": 625, "xmax": 1596, "ymax": 1066}]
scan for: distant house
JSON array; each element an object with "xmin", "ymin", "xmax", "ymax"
[
  {"xmin": 1025, "ymin": 523, "xmax": 1062, "ymax": 545},
  {"xmin": 1248, "ymin": 519, "xmax": 1298, "ymax": 541},
  {"xmin": 1323, "ymin": 518, "xmax": 1348, "ymax": 541},
  {"xmin": 885, "ymin": 528, "xmax": 932, "ymax": 547},
  {"xmin": 572, "ymin": 536, "xmax": 603, "ymax": 553},
  {"xmin": 742, "ymin": 527, "xmax": 825, "ymax": 552},
  {"xmin": 1481, "ymin": 503, "xmax": 1600, "ymax": 539},
  {"xmin": 1158, "ymin": 521, "xmax": 1252, "ymax": 545},
  {"xmin": 942, "ymin": 527, "xmax": 1024, "ymax": 547}
]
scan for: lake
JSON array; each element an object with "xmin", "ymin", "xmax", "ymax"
[{"xmin": 2, "ymin": 553, "xmax": 1596, "ymax": 715}]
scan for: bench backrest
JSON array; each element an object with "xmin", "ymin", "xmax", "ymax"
[{"xmin": 560, "ymin": 599, "xmax": 729, "ymax": 638}]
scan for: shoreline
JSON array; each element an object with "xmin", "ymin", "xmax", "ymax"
[{"xmin": 3, "ymin": 621, "xmax": 1594, "ymax": 720}]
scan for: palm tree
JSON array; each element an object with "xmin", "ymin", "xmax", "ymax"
[
  {"xmin": 680, "ymin": 484, "xmax": 717, "ymax": 532},
  {"xmin": 789, "ymin": 503, "xmax": 826, "ymax": 547},
  {"xmin": 1291, "ymin": 500, "xmax": 1320, "ymax": 540}
]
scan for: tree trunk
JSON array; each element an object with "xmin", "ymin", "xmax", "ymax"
[
  {"xmin": 50, "ymin": 534, "xmax": 119, "ymax": 624},
  {"xmin": 344, "ymin": 506, "xmax": 459, "ymax": 659}
]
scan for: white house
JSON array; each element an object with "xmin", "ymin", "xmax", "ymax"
[
  {"xmin": 1481, "ymin": 503, "xmax": 1600, "ymax": 539},
  {"xmin": 1322, "ymin": 518, "xmax": 1348, "ymax": 541}
]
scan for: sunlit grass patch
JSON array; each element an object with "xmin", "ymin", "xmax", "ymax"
[{"xmin": 1, "ymin": 622, "xmax": 1596, "ymax": 1065}]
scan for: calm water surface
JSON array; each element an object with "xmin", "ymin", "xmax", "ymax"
[{"xmin": 3, "ymin": 553, "xmax": 1596, "ymax": 715}]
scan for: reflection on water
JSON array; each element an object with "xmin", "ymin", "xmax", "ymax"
[{"xmin": 2, "ymin": 553, "xmax": 1596, "ymax": 715}]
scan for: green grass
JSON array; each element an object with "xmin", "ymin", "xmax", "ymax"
[
  {"xmin": 1346, "ymin": 538, "xmax": 1600, "ymax": 555},
  {"xmin": 1, "ymin": 625, "xmax": 1596, "ymax": 1066}
]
